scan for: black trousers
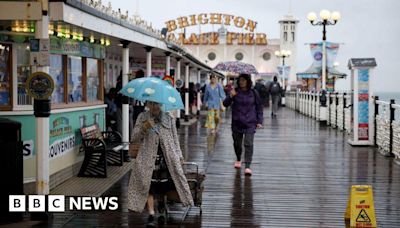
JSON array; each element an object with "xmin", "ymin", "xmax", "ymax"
[{"xmin": 232, "ymin": 132, "xmax": 254, "ymax": 168}]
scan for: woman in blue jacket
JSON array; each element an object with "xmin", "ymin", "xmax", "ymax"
[{"xmin": 203, "ymin": 74, "xmax": 226, "ymax": 134}]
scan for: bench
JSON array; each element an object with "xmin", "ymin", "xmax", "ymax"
[{"xmin": 78, "ymin": 124, "xmax": 124, "ymax": 178}]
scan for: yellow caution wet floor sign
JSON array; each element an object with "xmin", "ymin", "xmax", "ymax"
[{"xmin": 345, "ymin": 185, "xmax": 377, "ymax": 227}]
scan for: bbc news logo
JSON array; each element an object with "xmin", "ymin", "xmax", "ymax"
[{"xmin": 9, "ymin": 195, "xmax": 119, "ymax": 212}]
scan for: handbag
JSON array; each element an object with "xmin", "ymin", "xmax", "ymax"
[{"xmin": 129, "ymin": 141, "xmax": 140, "ymax": 158}]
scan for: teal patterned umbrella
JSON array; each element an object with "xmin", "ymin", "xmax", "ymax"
[{"xmin": 119, "ymin": 77, "xmax": 184, "ymax": 111}]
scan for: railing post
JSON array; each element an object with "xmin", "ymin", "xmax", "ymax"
[
  {"xmin": 316, "ymin": 92, "xmax": 320, "ymax": 120},
  {"xmin": 300, "ymin": 92, "xmax": 303, "ymax": 114},
  {"xmin": 373, "ymin": 96, "xmax": 379, "ymax": 146},
  {"xmin": 304, "ymin": 92, "xmax": 309, "ymax": 116},
  {"xmin": 390, "ymin": 99, "xmax": 395, "ymax": 155},
  {"xmin": 327, "ymin": 93, "xmax": 331, "ymax": 126},
  {"xmin": 311, "ymin": 93, "xmax": 314, "ymax": 118},
  {"xmin": 308, "ymin": 92, "xmax": 310, "ymax": 116},
  {"xmin": 309, "ymin": 92, "xmax": 312, "ymax": 116},
  {"xmin": 314, "ymin": 93, "xmax": 317, "ymax": 119},
  {"xmin": 310, "ymin": 93, "xmax": 313, "ymax": 117},
  {"xmin": 335, "ymin": 92, "xmax": 339, "ymax": 128},
  {"xmin": 304, "ymin": 92, "xmax": 306, "ymax": 114},
  {"xmin": 343, "ymin": 92, "xmax": 346, "ymax": 131}
]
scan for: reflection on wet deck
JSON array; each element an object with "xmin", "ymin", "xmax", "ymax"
[{"xmin": 13, "ymin": 108, "xmax": 400, "ymax": 227}]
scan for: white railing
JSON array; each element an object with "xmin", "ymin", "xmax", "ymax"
[
  {"xmin": 376, "ymin": 100, "xmax": 391, "ymax": 156},
  {"xmin": 392, "ymin": 104, "xmax": 400, "ymax": 162},
  {"xmin": 286, "ymin": 90, "xmax": 353, "ymax": 133},
  {"xmin": 302, "ymin": 92, "xmax": 307, "ymax": 114},
  {"xmin": 285, "ymin": 91, "xmax": 399, "ymax": 162},
  {"xmin": 344, "ymin": 93, "xmax": 352, "ymax": 133},
  {"xmin": 308, "ymin": 92, "xmax": 313, "ymax": 117},
  {"xmin": 337, "ymin": 94, "xmax": 344, "ymax": 130},
  {"xmin": 305, "ymin": 93, "xmax": 309, "ymax": 116},
  {"xmin": 330, "ymin": 93, "xmax": 337, "ymax": 128},
  {"xmin": 327, "ymin": 93, "xmax": 331, "ymax": 126}
]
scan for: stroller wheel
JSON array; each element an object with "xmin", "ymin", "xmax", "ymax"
[
  {"xmin": 146, "ymin": 215, "xmax": 156, "ymax": 228},
  {"xmin": 158, "ymin": 215, "xmax": 166, "ymax": 224}
]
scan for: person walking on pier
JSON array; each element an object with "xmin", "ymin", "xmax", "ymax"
[
  {"xmin": 203, "ymin": 74, "xmax": 226, "ymax": 134},
  {"xmin": 269, "ymin": 76, "xmax": 282, "ymax": 118},
  {"xmin": 223, "ymin": 74, "xmax": 263, "ymax": 176},
  {"xmin": 254, "ymin": 78, "xmax": 269, "ymax": 107},
  {"xmin": 128, "ymin": 101, "xmax": 193, "ymax": 227}
]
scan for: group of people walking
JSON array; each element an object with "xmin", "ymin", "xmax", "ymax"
[{"xmin": 116, "ymin": 72, "xmax": 282, "ymax": 227}]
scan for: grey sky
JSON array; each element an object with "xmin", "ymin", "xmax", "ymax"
[{"xmin": 110, "ymin": 0, "xmax": 400, "ymax": 93}]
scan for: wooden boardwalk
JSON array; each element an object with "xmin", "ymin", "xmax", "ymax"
[{"xmin": 6, "ymin": 107, "xmax": 400, "ymax": 227}]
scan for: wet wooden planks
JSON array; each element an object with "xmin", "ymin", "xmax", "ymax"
[{"xmin": 9, "ymin": 108, "xmax": 400, "ymax": 227}]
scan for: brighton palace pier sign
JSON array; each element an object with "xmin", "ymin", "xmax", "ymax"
[{"xmin": 165, "ymin": 13, "xmax": 268, "ymax": 45}]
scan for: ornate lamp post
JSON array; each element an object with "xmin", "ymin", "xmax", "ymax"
[
  {"xmin": 307, "ymin": 10, "xmax": 341, "ymax": 91},
  {"xmin": 275, "ymin": 50, "xmax": 291, "ymax": 90},
  {"xmin": 307, "ymin": 10, "xmax": 340, "ymax": 123},
  {"xmin": 275, "ymin": 50, "xmax": 291, "ymax": 106}
]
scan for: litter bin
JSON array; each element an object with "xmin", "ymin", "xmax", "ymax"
[{"xmin": 0, "ymin": 118, "xmax": 23, "ymax": 223}]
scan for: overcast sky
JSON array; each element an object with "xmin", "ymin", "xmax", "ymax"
[{"xmin": 110, "ymin": 0, "xmax": 400, "ymax": 93}]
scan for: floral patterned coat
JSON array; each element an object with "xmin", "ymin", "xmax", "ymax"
[{"xmin": 127, "ymin": 111, "xmax": 194, "ymax": 212}]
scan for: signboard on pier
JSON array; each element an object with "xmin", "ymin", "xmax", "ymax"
[
  {"xmin": 348, "ymin": 58, "xmax": 377, "ymax": 146},
  {"xmin": 165, "ymin": 13, "xmax": 268, "ymax": 45}
]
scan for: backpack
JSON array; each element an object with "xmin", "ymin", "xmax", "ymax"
[
  {"xmin": 270, "ymin": 82, "xmax": 280, "ymax": 95},
  {"xmin": 259, "ymin": 84, "xmax": 268, "ymax": 97}
]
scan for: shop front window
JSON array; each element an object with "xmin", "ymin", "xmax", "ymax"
[
  {"xmin": 49, "ymin": 54, "xmax": 64, "ymax": 103},
  {"xmin": 16, "ymin": 43, "xmax": 32, "ymax": 105},
  {"xmin": 86, "ymin": 58, "xmax": 99, "ymax": 102},
  {"xmin": 68, "ymin": 56, "xmax": 83, "ymax": 103},
  {"xmin": 0, "ymin": 43, "xmax": 11, "ymax": 109}
]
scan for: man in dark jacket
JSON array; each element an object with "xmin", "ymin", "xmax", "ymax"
[
  {"xmin": 269, "ymin": 76, "xmax": 282, "ymax": 118},
  {"xmin": 254, "ymin": 79, "xmax": 269, "ymax": 107}
]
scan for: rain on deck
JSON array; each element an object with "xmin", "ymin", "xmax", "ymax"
[{"xmin": 7, "ymin": 107, "xmax": 400, "ymax": 227}]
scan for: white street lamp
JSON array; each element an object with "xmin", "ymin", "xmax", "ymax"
[
  {"xmin": 333, "ymin": 61, "xmax": 340, "ymax": 68},
  {"xmin": 275, "ymin": 49, "xmax": 291, "ymax": 106},
  {"xmin": 307, "ymin": 12, "xmax": 317, "ymax": 22},
  {"xmin": 320, "ymin": 10, "xmax": 331, "ymax": 20},
  {"xmin": 275, "ymin": 49, "xmax": 291, "ymax": 92},
  {"xmin": 307, "ymin": 10, "xmax": 341, "ymax": 91}
]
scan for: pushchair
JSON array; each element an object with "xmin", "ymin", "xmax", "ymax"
[{"xmin": 154, "ymin": 162, "xmax": 205, "ymax": 225}]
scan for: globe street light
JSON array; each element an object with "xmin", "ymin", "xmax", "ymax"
[
  {"xmin": 333, "ymin": 61, "xmax": 339, "ymax": 68},
  {"xmin": 275, "ymin": 50, "xmax": 291, "ymax": 106},
  {"xmin": 307, "ymin": 10, "xmax": 340, "ymax": 91},
  {"xmin": 275, "ymin": 50, "xmax": 291, "ymax": 90}
]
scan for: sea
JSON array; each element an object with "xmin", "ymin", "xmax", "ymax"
[
  {"xmin": 373, "ymin": 91, "xmax": 400, "ymax": 103},
  {"xmin": 373, "ymin": 92, "xmax": 400, "ymax": 120}
]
